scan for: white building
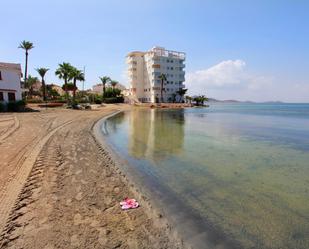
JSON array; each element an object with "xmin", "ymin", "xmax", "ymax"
[
  {"xmin": 0, "ymin": 62, "xmax": 22, "ymax": 102},
  {"xmin": 127, "ymin": 46, "xmax": 186, "ymax": 103}
]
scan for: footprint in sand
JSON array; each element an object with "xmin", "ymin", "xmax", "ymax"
[
  {"xmin": 75, "ymin": 192, "xmax": 83, "ymax": 201},
  {"xmin": 70, "ymin": 234, "xmax": 80, "ymax": 246},
  {"xmin": 73, "ymin": 213, "xmax": 83, "ymax": 225}
]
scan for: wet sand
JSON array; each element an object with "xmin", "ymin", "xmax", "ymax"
[{"xmin": 0, "ymin": 105, "xmax": 184, "ymax": 249}]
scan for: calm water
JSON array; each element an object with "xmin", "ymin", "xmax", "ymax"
[{"xmin": 102, "ymin": 103, "xmax": 309, "ymax": 249}]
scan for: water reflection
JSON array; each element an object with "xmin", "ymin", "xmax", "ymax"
[
  {"xmin": 128, "ymin": 108, "xmax": 185, "ymax": 162},
  {"xmin": 103, "ymin": 105, "xmax": 309, "ymax": 249}
]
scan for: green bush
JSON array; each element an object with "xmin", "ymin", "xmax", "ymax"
[
  {"xmin": 27, "ymin": 98, "xmax": 43, "ymax": 103},
  {"xmin": 94, "ymin": 98, "xmax": 102, "ymax": 104},
  {"xmin": 0, "ymin": 102, "xmax": 5, "ymax": 112},
  {"xmin": 103, "ymin": 96, "xmax": 124, "ymax": 104},
  {"xmin": 7, "ymin": 100, "xmax": 26, "ymax": 112},
  {"xmin": 103, "ymin": 87, "xmax": 122, "ymax": 98}
]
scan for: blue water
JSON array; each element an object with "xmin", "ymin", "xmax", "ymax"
[{"xmin": 102, "ymin": 103, "xmax": 309, "ymax": 249}]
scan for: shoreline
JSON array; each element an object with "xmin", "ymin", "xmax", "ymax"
[
  {"xmin": 92, "ymin": 111, "xmax": 187, "ymax": 248},
  {"xmin": 93, "ymin": 110, "xmax": 240, "ymax": 249},
  {"xmin": 0, "ymin": 105, "xmax": 184, "ymax": 249}
]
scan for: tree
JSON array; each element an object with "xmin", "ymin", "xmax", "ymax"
[
  {"xmin": 55, "ymin": 62, "xmax": 74, "ymax": 100},
  {"xmin": 46, "ymin": 85, "xmax": 60, "ymax": 99},
  {"xmin": 36, "ymin": 68, "xmax": 49, "ymax": 101},
  {"xmin": 69, "ymin": 68, "xmax": 85, "ymax": 103},
  {"xmin": 193, "ymin": 95, "xmax": 208, "ymax": 106},
  {"xmin": 158, "ymin": 73, "xmax": 167, "ymax": 103},
  {"xmin": 171, "ymin": 93, "xmax": 177, "ymax": 103},
  {"xmin": 99, "ymin": 76, "xmax": 111, "ymax": 98},
  {"xmin": 110, "ymin": 80, "xmax": 118, "ymax": 90},
  {"xmin": 19, "ymin": 41, "xmax": 34, "ymax": 89},
  {"xmin": 185, "ymin": 95, "xmax": 192, "ymax": 104},
  {"xmin": 177, "ymin": 88, "xmax": 188, "ymax": 103},
  {"xmin": 25, "ymin": 75, "xmax": 39, "ymax": 97}
]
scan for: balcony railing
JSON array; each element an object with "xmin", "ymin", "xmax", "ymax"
[{"xmin": 151, "ymin": 47, "xmax": 186, "ymax": 60}]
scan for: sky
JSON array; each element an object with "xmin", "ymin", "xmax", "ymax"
[{"xmin": 1, "ymin": 0, "xmax": 309, "ymax": 102}]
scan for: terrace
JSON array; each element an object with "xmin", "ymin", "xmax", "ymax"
[{"xmin": 151, "ymin": 46, "xmax": 186, "ymax": 60}]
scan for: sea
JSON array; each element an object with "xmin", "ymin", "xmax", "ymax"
[{"xmin": 101, "ymin": 103, "xmax": 309, "ymax": 249}]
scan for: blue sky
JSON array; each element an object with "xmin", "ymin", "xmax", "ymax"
[{"xmin": 1, "ymin": 0, "xmax": 309, "ymax": 102}]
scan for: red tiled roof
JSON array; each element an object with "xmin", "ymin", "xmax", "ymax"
[{"xmin": 0, "ymin": 62, "xmax": 22, "ymax": 72}]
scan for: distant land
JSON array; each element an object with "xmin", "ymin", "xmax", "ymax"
[{"xmin": 207, "ymin": 98, "xmax": 285, "ymax": 104}]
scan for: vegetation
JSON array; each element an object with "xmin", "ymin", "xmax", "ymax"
[
  {"xmin": 99, "ymin": 76, "xmax": 111, "ymax": 97},
  {"xmin": 193, "ymin": 95, "xmax": 208, "ymax": 106},
  {"xmin": 185, "ymin": 95, "xmax": 193, "ymax": 104},
  {"xmin": 19, "ymin": 40, "xmax": 34, "ymax": 88},
  {"xmin": 16, "ymin": 40, "xmax": 124, "ymax": 108},
  {"xmin": 36, "ymin": 68, "xmax": 49, "ymax": 101},
  {"xmin": 55, "ymin": 62, "xmax": 74, "ymax": 99},
  {"xmin": 102, "ymin": 87, "xmax": 124, "ymax": 103},
  {"xmin": 25, "ymin": 75, "xmax": 39, "ymax": 97},
  {"xmin": 0, "ymin": 102, "xmax": 5, "ymax": 112},
  {"xmin": 46, "ymin": 85, "xmax": 60, "ymax": 99},
  {"xmin": 110, "ymin": 80, "xmax": 118, "ymax": 90},
  {"xmin": 6, "ymin": 100, "xmax": 26, "ymax": 112},
  {"xmin": 69, "ymin": 68, "xmax": 84, "ymax": 103},
  {"xmin": 177, "ymin": 88, "xmax": 188, "ymax": 103}
]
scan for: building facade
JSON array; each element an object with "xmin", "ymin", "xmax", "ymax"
[
  {"xmin": 127, "ymin": 47, "xmax": 185, "ymax": 103},
  {"xmin": 0, "ymin": 62, "xmax": 22, "ymax": 102}
]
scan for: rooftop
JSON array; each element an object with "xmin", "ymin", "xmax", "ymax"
[
  {"xmin": 0, "ymin": 62, "xmax": 22, "ymax": 72},
  {"xmin": 151, "ymin": 46, "xmax": 186, "ymax": 59},
  {"xmin": 127, "ymin": 46, "xmax": 186, "ymax": 60}
]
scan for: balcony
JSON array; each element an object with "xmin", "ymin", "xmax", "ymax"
[{"xmin": 128, "ymin": 67, "xmax": 137, "ymax": 72}]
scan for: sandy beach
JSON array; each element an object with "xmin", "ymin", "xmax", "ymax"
[{"xmin": 0, "ymin": 105, "xmax": 184, "ymax": 249}]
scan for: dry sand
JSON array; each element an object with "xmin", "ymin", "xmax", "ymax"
[{"xmin": 0, "ymin": 105, "xmax": 184, "ymax": 249}]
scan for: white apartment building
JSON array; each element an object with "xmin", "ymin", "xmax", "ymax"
[
  {"xmin": 127, "ymin": 46, "xmax": 186, "ymax": 103},
  {"xmin": 0, "ymin": 62, "xmax": 22, "ymax": 102}
]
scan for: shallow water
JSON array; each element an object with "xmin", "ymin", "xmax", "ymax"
[{"xmin": 102, "ymin": 103, "xmax": 309, "ymax": 249}]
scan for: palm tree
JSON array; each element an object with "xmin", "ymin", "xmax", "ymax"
[
  {"xmin": 25, "ymin": 75, "xmax": 38, "ymax": 97},
  {"xmin": 36, "ymin": 68, "xmax": 49, "ymax": 101},
  {"xmin": 176, "ymin": 88, "xmax": 188, "ymax": 103},
  {"xmin": 110, "ymin": 80, "xmax": 118, "ymax": 90},
  {"xmin": 69, "ymin": 68, "xmax": 85, "ymax": 103},
  {"xmin": 158, "ymin": 73, "xmax": 167, "ymax": 103},
  {"xmin": 185, "ymin": 95, "xmax": 192, "ymax": 104},
  {"xmin": 99, "ymin": 76, "xmax": 111, "ymax": 97},
  {"xmin": 19, "ymin": 40, "xmax": 34, "ymax": 88},
  {"xmin": 193, "ymin": 95, "xmax": 208, "ymax": 106},
  {"xmin": 55, "ymin": 63, "xmax": 73, "ymax": 100}
]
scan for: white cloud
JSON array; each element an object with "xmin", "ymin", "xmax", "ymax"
[{"xmin": 186, "ymin": 60, "xmax": 272, "ymax": 96}]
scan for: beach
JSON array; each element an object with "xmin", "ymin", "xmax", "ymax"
[{"xmin": 0, "ymin": 105, "xmax": 184, "ymax": 249}]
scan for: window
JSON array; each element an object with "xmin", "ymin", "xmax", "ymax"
[
  {"xmin": 8, "ymin": 92, "xmax": 16, "ymax": 102},
  {"xmin": 0, "ymin": 71, "xmax": 2, "ymax": 80},
  {"xmin": 0, "ymin": 92, "xmax": 3, "ymax": 101}
]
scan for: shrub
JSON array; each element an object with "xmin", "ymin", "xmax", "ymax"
[
  {"xmin": 7, "ymin": 100, "xmax": 26, "ymax": 112},
  {"xmin": 27, "ymin": 98, "xmax": 43, "ymax": 103},
  {"xmin": 0, "ymin": 102, "xmax": 5, "ymax": 112},
  {"xmin": 103, "ymin": 87, "xmax": 121, "ymax": 98},
  {"xmin": 103, "ymin": 96, "xmax": 124, "ymax": 104},
  {"xmin": 94, "ymin": 98, "xmax": 102, "ymax": 104}
]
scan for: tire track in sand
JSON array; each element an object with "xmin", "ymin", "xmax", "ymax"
[{"xmin": 0, "ymin": 119, "xmax": 73, "ymax": 239}]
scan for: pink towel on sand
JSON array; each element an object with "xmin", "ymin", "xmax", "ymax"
[{"xmin": 120, "ymin": 198, "xmax": 139, "ymax": 210}]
